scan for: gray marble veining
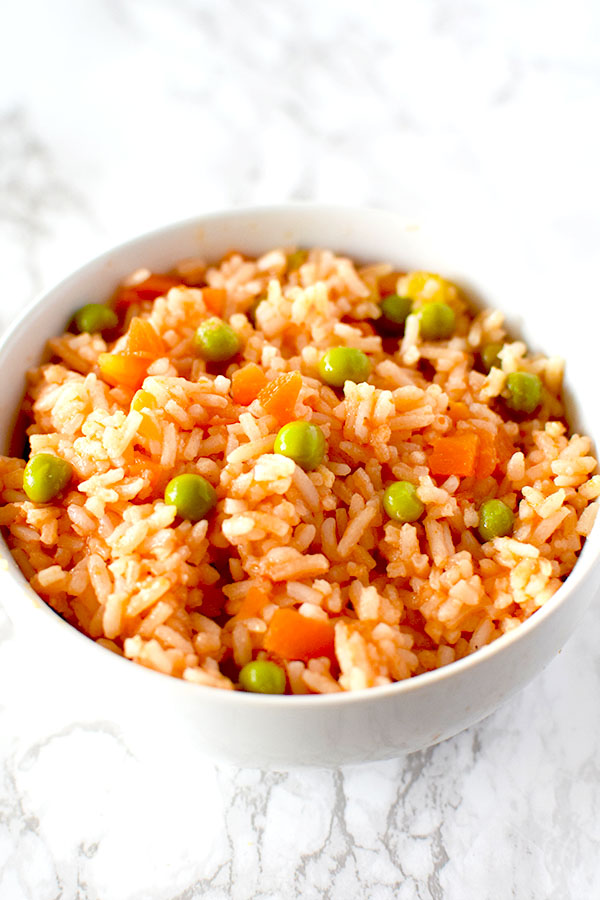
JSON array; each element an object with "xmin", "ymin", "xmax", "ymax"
[{"xmin": 1, "ymin": 1, "xmax": 600, "ymax": 897}]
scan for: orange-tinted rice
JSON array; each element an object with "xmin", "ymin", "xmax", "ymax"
[{"xmin": 0, "ymin": 249, "xmax": 598, "ymax": 693}]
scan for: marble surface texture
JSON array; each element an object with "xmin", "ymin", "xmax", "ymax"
[{"xmin": 1, "ymin": 1, "xmax": 600, "ymax": 897}]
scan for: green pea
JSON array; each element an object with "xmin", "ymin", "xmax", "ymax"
[
  {"xmin": 194, "ymin": 317, "xmax": 240, "ymax": 362},
  {"xmin": 74, "ymin": 303, "xmax": 118, "ymax": 334},
  {"xmin": 380, "ymin": 294, "xmax": 412, "ymax": 331},
  {"xmin": 164, "ymin": 473, "xmax": 217, "ymax": 521},
  {"xmin": 239, "ymin": 659, "xmax": 286, "ymax": 694},
  {"xmin": 274, "ymin": 420, "xmax": 326, "ymax": 471},
  {"xmin": 318, "ymin": 347, "xmax": 371, "ymax": 388},
  {"xmin": 382, "ymin": 480, "xmax": 425, "ymax": 523},
  {"xmin": 505, "ymin": 371, "xmax": 542, "ymax": 414},
  {"xmin": 480, "ymin": 341, "xmax": 504, "ymax": 373},
  {"xmin": 418, "ymin": 302, "xmax": 456, "ymax": 341},
  {"xmin": 23, "ymin": 453, "xmax": 73, "ymax": 503},
  {"xmin": 478, "ymin": 499, "xmax": 514, "ymax": 541},
  {"xmin": 287, "ymin": 249, "xmax": 308, "ymax": 271}
]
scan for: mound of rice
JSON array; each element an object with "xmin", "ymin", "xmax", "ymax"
[{"xmin": 0, "ymin": 248, "xmax": 598, "ymax": 694}]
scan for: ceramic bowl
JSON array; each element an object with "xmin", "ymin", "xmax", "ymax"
[{"xmin": 1, "ymin": 205, "xmax": 599, "ymax": 768}]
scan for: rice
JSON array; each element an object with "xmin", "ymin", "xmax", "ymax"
[{"xmin": 0, "ymin": 249, "xmax": 597, "ymax": 695}]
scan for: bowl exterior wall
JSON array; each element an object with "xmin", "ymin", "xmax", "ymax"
[{"xmin": 5, "ymin": 559, "xmax": 598, "ymax": 768}]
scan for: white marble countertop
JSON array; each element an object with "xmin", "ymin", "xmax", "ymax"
[{"xmin": 2, "ymin": 1, "xmax": 600, "ymax": 897}]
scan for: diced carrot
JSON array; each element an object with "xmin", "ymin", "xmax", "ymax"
[
  {"xmin": 496, "ymin": 427, "xmax": 516, "ymax": 466},
  {"xmin": 264, "ymin": 607, "xmax": 336, "ymax": 662},
  {"xmin": 257, "ymin": 371, "xmax": 302, "ymax": 424},
  {"xmin": 448, "ymin": 401, "xmax": 470, "ymax": 422},
  {"xmin": 98, "ymin": 352, "xmax": 151, "ymax": 390},
  {"xmin": 429, "ymin": 432, "xmax": 480, "ymax": 477},
  {"xmin": 234, "ymin": 585, "xmax": 270, "ymax": 621},
  {"xmin": 131, "ymin": 389, "xmax": 161, "ymax": 441},
  {"xmin": 128, "ymin": 458, "xmax": 163, "ymax": 488},
  {"xmin": 136, "ymin": 416, "xmax": 162, "ymax": 442},
  {"xmin": 231, "ymin": 363, "xmax": 268, "ymax": 406},
  {"xmin": 123, "ymin": 317, "xmax": 164, "ymax": 358},
  {"xmin": 378, "ymin": 270, "xmax": 405, "ymax": 296},
  {"xmin": 131, "ymin": 389, "xmax": 157, "ymax": 411},
  {"xmin": 473, "ymin": 429, "xmax": 498, "ymax": 478},
  {"xmin": 443, "ymin": 412, "xmax": 501, "ymax": 477},
  {"xmin": 116, "ymin": 273, "xmax": 181, "ymax": 307},
  {"xmin": 201, "ymin": 287, "xmax": 227, "ymax": 316}
]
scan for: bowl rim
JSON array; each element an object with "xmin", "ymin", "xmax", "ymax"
[{"xmin": 1, "ymin": 202, "xmax": 598, "ymax": 709}]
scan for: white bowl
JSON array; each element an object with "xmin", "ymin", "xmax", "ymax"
[{"xmin": 1, "ymin": 205, "xmax": 599, "ymax": 768}]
